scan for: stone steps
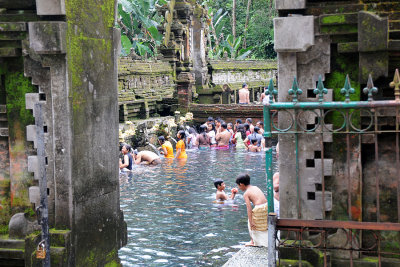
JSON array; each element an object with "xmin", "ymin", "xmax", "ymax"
[
  {"xmin": 0, "ymin": 246, "xmax": 25, "ymax": 267},
  {"xmin": 0, "ymin": 0, "xmax": 36, "ymax": 10},
  {"xmin": 0, "ymin": 47, "xmax": 20, "ymax": 57},
  {"xmin": 0, "ymin": 22, "xmax": 27, "ymax": 57},
  {"xmin": 0, "ymin": 13, "xmax": 39, "ymax": 22},
  {"xmin": 0, "ymin": 238, "xmax": 24, "ymax": 249}
]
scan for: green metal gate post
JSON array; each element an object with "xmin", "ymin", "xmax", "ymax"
[{"xmin": 264, "ymin": 79, "xmax": 277, "ymax": 213}]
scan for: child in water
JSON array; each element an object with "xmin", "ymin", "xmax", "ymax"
[
  {"xmin": 175, "ymin": 130, "xmax": 187, "ymax": 159},
  {"xmin": 247, "ymin": 138, "xmax": 261, "ymax": 152},
  {"xmin": 236, "ymin": 173, "xmax": 268, "ymax": 247},
  {"xmin": 214, "ymin": 179, "xmax": 238, "ymax": 201}
]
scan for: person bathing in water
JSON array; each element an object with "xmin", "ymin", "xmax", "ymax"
[
  {"xmin": 175, "ymin": 130, "xmax": 188, "ymax": 159},
  {"xmin": 236, "ymin": 173, "xmax": 268, "ymax": 247},
  {"xmin": 214, "ymin": 179, "xmax": 238, "ymax": 201},
  {"xmin": 195, "ymin": 124, "xmax": 211, "ymax": 149},
  {"xmin": 215, "ymin": 123, "xmax": 231, "ymax": 150},
  {"xmin": 158, "ymin": 136, "xmax": 174, "ymax": 159},
  {"xmin": 119, "ymin": 144, "xmax": 133, "ymax": 171},
  {"xmin": 247, "ymin": 138, "xmax": 261, "ymax": 152},
  {"xmin": 133, "ymin": 150, "xmax": 161, "ymax": 165}
]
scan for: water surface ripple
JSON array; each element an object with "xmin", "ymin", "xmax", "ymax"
[{"xmin": 119, "ymin": 147, "xmax": 277, "ymax": 266}]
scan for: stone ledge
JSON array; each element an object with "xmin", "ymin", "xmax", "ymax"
[{"xmin": 223, "ymin": 246, "xmax": 268, "ymax": 267}]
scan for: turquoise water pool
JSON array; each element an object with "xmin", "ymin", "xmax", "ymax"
[{"xmin": 119, "ymin": 147, "xmax": 277, "ymax": 266}]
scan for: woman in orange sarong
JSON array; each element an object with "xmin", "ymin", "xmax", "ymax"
[
  {"xmin": 175, "ymin": 130, "xmax": 187, "ymax": 160},
  {"xmin": 158, "ymin": 136, "xmax": 174, "ymax": 159}
]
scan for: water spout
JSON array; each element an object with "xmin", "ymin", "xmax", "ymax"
[
  {"xmin": 147, "ymin": 143, "xmax": 161, "ymax": 156},
  {"xmin": 170, "ymin": 137, "xmax": 178, "ymax": 144}
]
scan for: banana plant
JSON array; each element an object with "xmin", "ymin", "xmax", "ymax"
[
  {"xmin": 117, "ymin": 0, "xmax": 166, "ymax": 57},
  {"xmin": 213, "ymin": 34, "xmax": 252, "ymax": 59}
]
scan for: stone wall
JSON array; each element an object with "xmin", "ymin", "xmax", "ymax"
[
  {"xmin": 197, "ymin": 60, "xmax": 277, "ymax": 104},
  {"xmin": 274, "ymin": 0, "xmax": 400, "ymax": 263},
  {"xmin": 275, "ymin": 0, "xmax": 400, "ymax": 222},
  {"xmin": 118, "ymin": 57, "xmax": 177, "ymax": 121},
  {"xmin": 0, "ymin": 0, "xmax": 127, "ymax": 265},
  {"xmin": 118, "ymin": 57, "xmax": 277, "ymax": 120}
]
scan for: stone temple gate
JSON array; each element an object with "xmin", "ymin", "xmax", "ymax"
[{"xmin": 0, "ymin": 0, "xmax": 126, "ymax": 265}]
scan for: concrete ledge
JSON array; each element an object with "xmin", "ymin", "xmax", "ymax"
[
  {"xmin": 35, "ymin": 0, "xmax": 66, "ymax": 15},
  {"xmin": 27, "ymin": 156, "xmax": 38, "ymax": 180},
  {"xmin": 28, "ymin": 186, "xmax": 40, "ymax": 207},
  {"xmin": 26, "ymin": 125, "xmax": 37, "ymax": 148},
  {"xmin": 25, "ymin": 93, "xmax": 39, "ymax": 111},
  {"xmin": 275, "ymin": 0, "xmax": 306, "ymax": 10},
  {"xmin": 223, "ymin": 246, "xmax": 269, "ymax": 267},
  {"xmin": 28, "ymin": 22, "xmax": 66, "ymax": 54},
  {"xmin": 274, "ymin": 16, "xmax": 314, "ymax": 52}
]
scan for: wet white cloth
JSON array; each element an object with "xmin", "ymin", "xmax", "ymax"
[
  {"xmin": 208, "ymin": 131, "xmax": 217, "ymax": 145},
  {"xmin": 248, "ymin": 203, "xmax": 268, "ymax": 247}
]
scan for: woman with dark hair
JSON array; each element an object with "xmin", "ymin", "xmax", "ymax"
[
  {"xmin": 233, "ymin": 124, "xmax": 246, "ymax": 149},
  {"xmin": 187, "ymin": 127, "xmax": 198, "ymax": 149},
  {"xmin": 243, "ymin": 123, "xmax": 251, "ymax": 146},
  {"xmin": 207, "ymin": 122, "xmax": 217, "ymax": 148},
  {"xmin": 176, "ymin": 130, "xmax": 187, "ymax": 159},
  {"xmin": 119, "ymin": 144, "xmax": 133, "ymax": 170},
  {"xmin": 158, "ymin": 136, "xmax": 174, "ymax": 159},
  {"xmin": 195, "ymin": 124, "xmax": 211, "ymax": 149}
]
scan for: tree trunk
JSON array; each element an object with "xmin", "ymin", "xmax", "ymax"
[
  {"xmin": 243, "ymin": 0, "xmax": 252, "ymax": 48},
  {"xmin": 232, "ymin": 0, "xmax": 236, "ymax": 40},
  {"xmin": 209, "ymin": 13, "xmax": 219, "ymax": 47}
]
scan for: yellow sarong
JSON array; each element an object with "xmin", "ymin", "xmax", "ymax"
[{"xmin": 252, "ymin": 202, "xmax": 268, "ymax": 231}]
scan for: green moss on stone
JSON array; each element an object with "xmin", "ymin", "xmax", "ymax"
[
  {"xmin": 0, "ymin": 224, "xmax": 8, "ymax": 235},
  {"xmin": 320, "ymin": 24, "xmax": 358, "ymax": 34},
  {"xmin": 5, "ymin": 71, "xmax": 35, "ymax": 128},
  {"xmin": 321, "ymin": 15, "xmax": 346, "ymax": 24}
]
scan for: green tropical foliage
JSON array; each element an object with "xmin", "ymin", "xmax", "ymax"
[
  {"xmin": 205, "ymin": 0, "xmax": 277, "ymax": 59},
  {"xmin": 117, "ymin": 0, "xmax": 166, "ymax": 56},
  {"xmin": 117, "ymin": 0, "xmax": 276, "ymax": 59},
  {"xmin": 210, "ymin": 34, "xmax": 252, "ymax": 59}
]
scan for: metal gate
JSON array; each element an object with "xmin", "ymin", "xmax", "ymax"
[{"xmin": 263, "ymin": 71, "xmax": 400, "ymax": 266}]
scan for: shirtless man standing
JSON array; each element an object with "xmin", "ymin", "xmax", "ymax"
[
  {"xmin": 238, "ymin": 83, "xmax": 250, "ymax": 104},
  {"xmin": 246, "ymin": 118, "xmax": 255, "ymax": 133},
  {"xmin": 133, "ymin": 150, "xmax": 161, "ymax": 165},
  {"xmin": 215, "ymin": 123, "xmax": 232, "ymax": 149}
]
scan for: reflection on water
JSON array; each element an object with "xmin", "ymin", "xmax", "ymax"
[{"xmin": 119, "ymin": 147, "xmax": 277, "ymax": 266}]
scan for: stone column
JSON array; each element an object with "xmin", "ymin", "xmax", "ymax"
[{"xmin": 177, "ymin": 72, "xmax": 194, "ymax": 112}]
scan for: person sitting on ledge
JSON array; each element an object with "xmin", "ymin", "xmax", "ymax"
[
  {"xmin": 238, "ymin": 83, "xmax": 250, "ymax": 104},
  {"xmin": 133, "ymin": 149, "xmax": 161, "ymax": 165}
]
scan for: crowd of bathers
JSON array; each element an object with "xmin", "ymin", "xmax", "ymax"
[
  {"xmin": 118, "ymin": 116, "xmax": 266, "ymax": 171},
  {"xmin": 187, "ymin": 117, "xmax": 266, "ymax": 152}
]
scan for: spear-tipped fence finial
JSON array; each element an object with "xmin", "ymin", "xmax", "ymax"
[
  {"xmin": 363, "ymin": 74, "xmax": 378, "ymax": 101},
  {"xmin": 389, "ymin": 69, "xmax": 400, "ymax": 101},
  {"xmin": 340, "ymin": 74, "xmax": 355, "ymax": 102},
  {"xmin": 265, "ymin": 78, "xmax": 277, "ymax": 104},
  {"xmin": 313, "ymin": 75, "xmax": 328, "ymax": 102},
  {"xmin": 288, "ymin": 77, "xmax": 302, "ymax": 103}
]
